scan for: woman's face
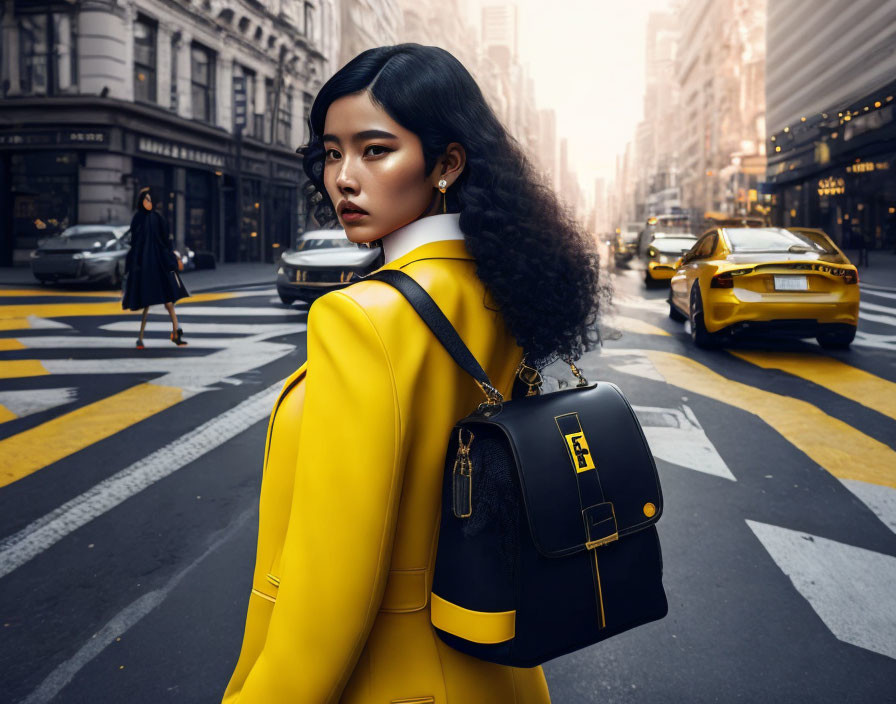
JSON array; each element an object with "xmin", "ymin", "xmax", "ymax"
[
  {"xmin": 142, "ymin": 192, "xmax": 152, "ymax": 211},
  {"xmin": 321, "ymin": 91, "xmax": 449, "ymax": 243}
]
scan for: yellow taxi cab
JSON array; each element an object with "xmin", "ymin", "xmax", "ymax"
[
  {"xmin": 644, "ymin": 232, "xmax": 697, "ymax": 286},
  {"xmin": 668, "ymin": 226, "xmax": 859, "ymax": 349}
]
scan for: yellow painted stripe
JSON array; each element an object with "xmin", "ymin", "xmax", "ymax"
[
  {"xmin": 613, "ymin": 315, "xmax": 670, "ymax": 337},
  {"xmin": 0, "ymin": 360, "xmax": 50, "ymax": 379},
  {"xmin": 430, "ymin": 593, "xmax": 515, "ymax": 644},
  {"xmin": 0, "ymin": 406, "xmax": 16, "ymax": 424},
  {"xmin": 644, "ymin": 350, "xmax": 896, "ymax": 489},
  {"xmin": 730, "ymin": 350, "xmax": 896, "ymax": 423},
  {"xmin": 0, "ymin": 339, "xmax": 25, "ymax": 351},
  {"xmin": 0, "ymin": 289, "xmax": 122, "ymax": 298},
  {"xmin": 0, "ymin": 291, "xmax": 238, "ymax": 321},
  {"xmin": 0, "ymin": 382, "xmax": 184, "ymax": 487},
  {"xmin": 0, "ymin": 318, "xmax": 29, "ymax": 331}
]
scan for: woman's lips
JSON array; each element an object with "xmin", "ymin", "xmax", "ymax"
[{"xmin": 341, "ymin": 210, "xmax": 368, "ymax": 223}]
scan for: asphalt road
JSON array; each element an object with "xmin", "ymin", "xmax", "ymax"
[{"xmin": 0, "ymin": 269, "xmax": 894, "ymax": 703}]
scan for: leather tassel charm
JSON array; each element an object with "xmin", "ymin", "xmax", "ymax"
[{"xmin": 452, "ymin": 427, "xmax": 474, "ymax": 518}]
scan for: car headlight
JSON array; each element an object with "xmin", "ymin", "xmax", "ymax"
[
  {"xmin": 659, "ymin": 254, "xmax": 670, "ymax": 264},
  {"xmin": 81, "ymin": 251, "xmax": 116, "ymax": 260},
  {"xmin": 277, "ymin": 266, "xmax": 285, "ymax": 275},
  {"xmin": 30, "ymin": 250, "xmax": 42, "ymax": 259}
]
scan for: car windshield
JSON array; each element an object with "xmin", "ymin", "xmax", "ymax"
[
  {"xmin": 59, "ymin": 232, "xmax": 117, "ymax": 245},
  {"xmin": 726, "ymin": 228, "xmax": 838, "ymax": 254},
  {"xmin": 294, "ymin": 237, "xmax": 355, "ymax": 251},
  {"xmin": 651, "ymin": 225, "xmax": 692, "ymax": 236},
  {"xmin": 652, "ymin": 237, "xmax": 697, "ymax": 252}
]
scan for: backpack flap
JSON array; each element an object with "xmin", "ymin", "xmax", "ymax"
[{"xmin": 483, "ymin": 381, "xmax": 662, "ymax": 558}]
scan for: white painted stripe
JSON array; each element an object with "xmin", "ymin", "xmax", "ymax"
[
  {"xmin": 599, "ymin": 348, "xmax": 667, "ymax": 383},
  {"xmin": 20, "ymin": 506, "xmax": 255, "ymax": 704},
  {"xmin": 633, "ymin": 404, "xmax": 736, "ymax": 481},
  {"xmin": 0, "ymin": 383, "xmax": 280, "ymax": 579},
  {"xmin": 16, "ymin": 336, "xmax": 249, "ymax": 349},
  {"xmin": 859, "ymin": 300, "xmax": 896, "ymax": 315},
  {"xmin": 860, "ymin": 282, "xmax": 896, "ymax": 293},
  {"xmin": 859, "ymin": 311, "xmax": 896, "ymax": 327},
  {"xmin": 149, "ymin": 305, "xmax": 302, "ymax": 317},
  {"xmin": 40, "ymin": 339, "xmax": 296, "ymax": 394},
  {"xmin": 853, "ymin": 331, "xmax": 896, "ymax": 352},
  {"xmin": 838, "ymin": 479, "xmax": 896, "ymax": 534},
  {"xmin": 0, "ymin": 388, "xmax": 77, "ymax": 418},
  {"xmin": 25, "ymin": 315, "xmax": 72, "ymax": 330},
  {"xmin": 747, "ymin": 520, "xmax": 896, "ymax": 661},
  {"xmin": 615, "ymin": 297, "xmax": 669, "ymax": 315},
  {"xmin": 99, "ymin": 321, "xmax": 302, "ymax": 335},
  {"xmin": 861, "ymin": 288, "xmax": 896, "ymax": 301}
]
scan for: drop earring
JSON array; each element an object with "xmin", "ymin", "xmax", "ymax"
[{"xmin": 438, "ymin": 178, "xmax": 448, "ymax": 214}]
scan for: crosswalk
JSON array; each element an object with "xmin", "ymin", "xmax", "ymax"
[
  {"xmin": 596, "ymin": 270, "xmax": 896, "ymax": 664},
  {"xmin": 2, "ymin": 275, "xmax": 896, "ymax": 700},
  {"xmin": 0, "ymin": 284, "xmax": 306, "ymax": 485}
]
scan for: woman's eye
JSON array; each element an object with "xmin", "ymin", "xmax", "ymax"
[
  {"xmin": 365, "ymin": 145, "xmax": 391, "ymax": 157},
  {"xmin": 325, "ymin": 148, "xmax": 341, "ymax": 160}
]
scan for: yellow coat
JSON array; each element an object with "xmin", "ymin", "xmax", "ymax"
[{"xmin": 223, "ymin": 239, "xmax": 552, "ymax": 703}]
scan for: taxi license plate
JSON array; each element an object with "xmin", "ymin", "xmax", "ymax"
[{"xmin": 774, "ymin": 275, "xmax": 808, "ymax": 291}]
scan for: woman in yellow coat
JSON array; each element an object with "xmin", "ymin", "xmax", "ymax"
[{"xmin": 222, "ymin": 44, "xmax": 602, "ymax": 703}]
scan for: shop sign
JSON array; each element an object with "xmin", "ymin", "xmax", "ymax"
[
  {"xmin": 846, "ymin": 161, "xmax": 890, "ymax": 174},
  {"xmin": 0, "ymin": 130, "xmax": 108, "ymax": 147},
  {"xmin": 817, "ymin": 177, "xmax": 845, "ymax": 196},
  {"xmin": 137, "ymin": 136, "xmax": 225, "ymax": 168}
]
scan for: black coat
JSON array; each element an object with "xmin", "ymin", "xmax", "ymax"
[{"xmin": 122, "ymin": 209, "xmax": 189, "ymax": 310}]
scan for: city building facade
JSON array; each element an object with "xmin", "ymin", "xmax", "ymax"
[
  {"xmin": 0, "ymin": 0, "xmax": 337, "ymax": 266},
  {"xmin": 765, "ymin": 0, "xmax": 896, "ymax": 250},
  {"xmin": 674, "ymin": 0, "xmax": 766, "ymax": 222}
]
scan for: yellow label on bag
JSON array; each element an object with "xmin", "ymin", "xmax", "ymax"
[{"xmin": 564, "ymin": 431, "xmax": 595, "ymax": 472}]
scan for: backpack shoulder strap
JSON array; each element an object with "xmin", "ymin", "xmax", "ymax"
[{"xmin": 362, "ymin": 268, "xmax": 501, "ymax": 402}]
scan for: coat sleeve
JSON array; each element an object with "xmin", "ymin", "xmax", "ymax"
[{"xmin": 233, "ymin": 289, "xmax": 404, "ymax": 702}]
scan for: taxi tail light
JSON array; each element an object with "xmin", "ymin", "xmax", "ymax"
[
  {"xmin": 843, "ymin": 270, "xmax": 858, "ymax": 284},
  {"xmin": 710, "ymin": 272, "xmax": 733, "ymax": 288}
]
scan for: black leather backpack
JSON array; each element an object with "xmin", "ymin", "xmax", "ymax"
[{"xmin": 366, "ymin": 269, "xmax": 668, "ymax": 667}]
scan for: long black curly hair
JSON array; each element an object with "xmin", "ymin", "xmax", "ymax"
[{"xmin": 300, "ymin": 43, "xmax": 605, "ymax": 367}]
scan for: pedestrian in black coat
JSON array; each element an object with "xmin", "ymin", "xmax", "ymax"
[{"xmin": 121, "ymin": 187, "xmax": 190, "ymax": 348}]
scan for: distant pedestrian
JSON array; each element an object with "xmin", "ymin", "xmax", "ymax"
[{"xmin": 121, "ymin": 186, "xmax": 189, "ymax": 347}]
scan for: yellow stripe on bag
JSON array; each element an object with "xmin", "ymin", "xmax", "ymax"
[{"xmin": 430, "ymin": 593, "xmax": 515, "ymax": 644}]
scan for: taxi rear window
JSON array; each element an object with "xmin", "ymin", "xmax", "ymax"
[{"xmin": 726, "ymin": 228, "xmax": 837, "ymax": 254}]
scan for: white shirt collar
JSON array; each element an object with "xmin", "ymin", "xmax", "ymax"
[{"xmin": 379, "ymin": 212, "xmax": 465, "ymax": 265}]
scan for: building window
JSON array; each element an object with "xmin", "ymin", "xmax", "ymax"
[
  {"xmin": 233, "ymin": 64, "xmax": 256, "ymax": 137},
  {"xmin": 191, "ymin": 43, "xmax": 216, "ymax": 123},
  {"xmin": 133, "ymin": 15, "xmax": 157, "ymax": 103},
  {"xmin": 277, "ymin": 91, "xmax": 292, "ymax": 146},
  {"xmin": 17, "ymin": 12, "xmax": 77, "ymax": 95},
  {"xmin": 265, "ymin": 77, "xmax": 275, "ymax": 142},
  {"xmin": 304, "ymin": 2, "xmax": 314, "ymax": 40},
  {"xmin": 170, "ymin": 35, "xmax": 179, "ymax": 110}
]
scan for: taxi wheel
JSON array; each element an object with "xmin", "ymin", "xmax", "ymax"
[
  {"xmin": 278, "ymin": 292, "xmax": 296, "ymax": 305},
  {"xmin": 644, "ymin": 270, "xmax": 657, "ymax": 288},
  {"xmin": 690, "ymin": 284, "xmax": 720, "ymax": 349},
  {"xmin": 817, "ymin": 327, "xmax": 855, "ymax": 350}
]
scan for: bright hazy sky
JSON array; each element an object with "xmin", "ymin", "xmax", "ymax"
[{"xmin": 468, "ymin": 0, "xmax": 674, "ymax": 200}]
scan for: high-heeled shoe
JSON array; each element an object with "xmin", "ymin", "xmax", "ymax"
[
  {"xmin": 136, "ymin": 338, "xmax": 145, "ymax": 350},
  {"xmin": 170, "ymin": 327, "xmax": 187, "ymax": 346}
]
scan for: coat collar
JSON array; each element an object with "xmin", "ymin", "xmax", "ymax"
[
  {"xmin": 380, "ymin": 212, "xmax": 465, "ymax": 265},
  {"xmin": 384, "ymin": 238, "xmax": 474, "ymax": 270}
]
